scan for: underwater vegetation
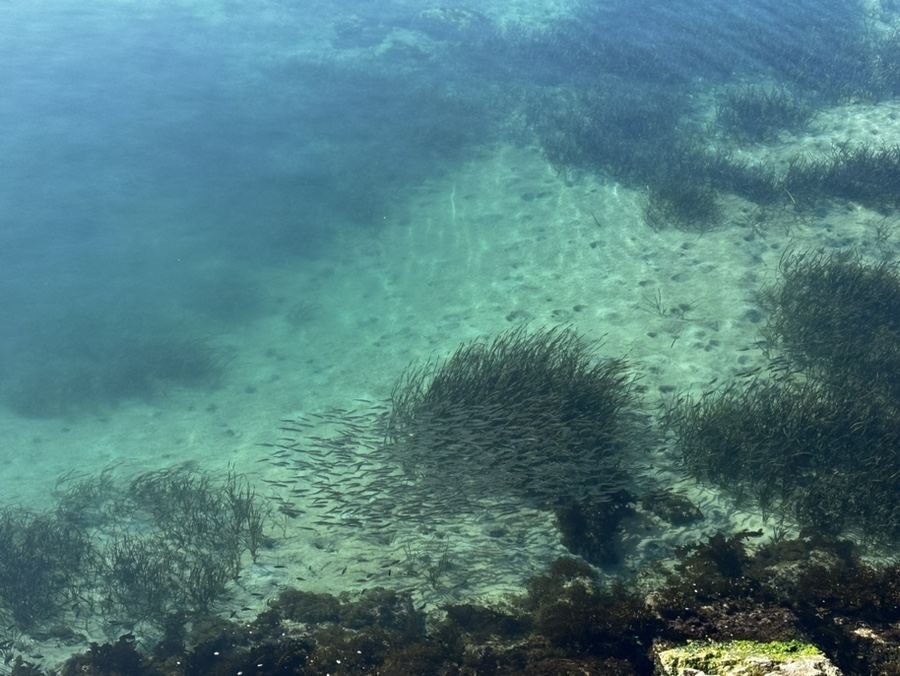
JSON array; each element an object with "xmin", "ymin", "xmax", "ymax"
[
  {"xmin": 870, "ymin": 29, "xmax": 900, "ymax": 97},
  {"xmin": 513, "ymin": 4, "xmax": 900, "ymax": 230},
  {"xmin": 716, "ymin": 85, "xmax": 815, "ymax": 143},
  {"xmin": 386, "ymin": 325, "xmax": 642, "ymax": 509},
  {"xmin": 668, "ymin": 251, "xmax": 900, "ymax": 542},
  {"xmin": 641, "ymin": 178, "xmax": 723, "ymax": 233},
  {"xmin": 0, "ymin": 509, "xmax": 93, "ymax": 631},
  {"xmin": 667, "ymin": 374, "xmax": 900, "ymax": 541},
  {"xmin": 782, "ymin": 142, "xmax": 900, "ymax": 212},
  {"xmin": 0, "ymin": 466, "xmax": 272, "ymax": 636},
  {"xmin": 535, "ymin": 83, "xmax": 900, "ymax": 227},
  {"xmin": 488, "ymin": 0, "xmax": 897, "ymax": 232},
  {"xmin": 761, "ymin": 250, "xmax": 900, "ymax": 402},
  {"xmin": 528, "ymin": 81, "xmax": 688, "ymax": 188},
  {"xmin": 527, "ymin": 68, "xmax": 900, "ymax": 227},
  {"xmin": 526, "ymin": 85, "xmax": 763, "ymax": 230},
  {"xmin": 9, "ymin": 534, "xmax": 900, "ymax": 675}
]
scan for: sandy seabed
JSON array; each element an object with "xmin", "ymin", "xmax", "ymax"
[{"xmin": 2, "ymin": 104, "xmax": 898, "ymax": 663}]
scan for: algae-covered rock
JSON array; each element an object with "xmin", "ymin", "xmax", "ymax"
[{"xmin": 654, "ymin": 640, "xmax": 841, "ymax": 675}]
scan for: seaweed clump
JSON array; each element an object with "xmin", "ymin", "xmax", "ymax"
[
  {"xmin": 761, "ymin": 250, "xmax": 900, "ymax": 404},
  {"xmin": 716, "ymin": 85, "xmax": 815, "ymax": 143},
  {"xmin": 0, "ymin": 509, "xmax": 93, "ymax": 630},
  {"xmin": 386, "ymin": 325, "xmax": 640, "ymax": 508},
  {"xmin": 641, "ymin": 178, "xmax": 723, "ymax": 233},
  {"xmin": 667, "ymin": 251, "xmax": 900, "ymax": 542},
  {"xmin": 0, "ymin": 466, "xmax": 273, "ymax": 639},
  {"xmin": 782, "ymin": 143, "xmax": 900, "ymax": 212},
  {"xmin": 668, "ymin": 373, "xmax": 900, "ymax": 541}
]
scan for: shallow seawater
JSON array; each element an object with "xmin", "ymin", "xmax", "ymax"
[{"xmin": 1, "ymin": 0, "xmax": 899, "ymax": 671}]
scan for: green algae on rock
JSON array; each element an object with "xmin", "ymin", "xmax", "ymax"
[{"xmin": 654, "ymin": 640, "xmax": 840, "ymax": 676}]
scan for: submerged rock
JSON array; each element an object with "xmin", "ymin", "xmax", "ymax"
[{"xmin": 654, "ymin": 640, "xmax": 841, "ymax": 676}]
